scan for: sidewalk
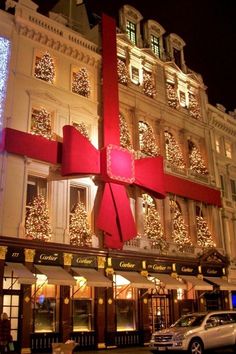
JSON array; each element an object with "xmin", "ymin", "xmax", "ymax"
[{"xmin": 78, "ymin": 347, "xmax": 150, "ymax": 354}]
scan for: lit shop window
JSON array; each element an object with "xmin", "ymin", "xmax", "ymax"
[
  {"xmin": 2, "ymin": 294, "xmax": 19, "ymax": 341},
  {"xmin": 31, "ymin": 279, "xmax": 59, "ymax": 333},
  {"xmin": 113, "ymin": 274, "xmax": 136, "ymax": 331},
  {"xmin": 71, "ymin": 279, "xmax": 93, "ymax": 331},
  {"xmin": 126, "ymin": 20, "xmax": 136, "ymax": 45},
  {"xmin": 151, "ymin": 35, "xmax": 160, "ymax": 57}
]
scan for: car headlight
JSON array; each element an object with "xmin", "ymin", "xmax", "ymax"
[{"xmin": 174, "ymin": 332, "xmax": 187, "ymax": 341}]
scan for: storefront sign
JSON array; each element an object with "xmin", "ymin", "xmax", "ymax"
[
  {"xmin": 35, "ymin": 251, "xmax": 62, "ymax": 265},
  {"xmin": 202, "ymin": 266, "xmax": 223, "ymax": 277},
  {"xmin": 146, "ymin": 261, "xmax": 172, "ymax": 274},
  {"xmin": 6, "ymin": 247, "xmax": 25, "ymax": 262},
  {"xmin": 112, "ymin": 258, "xmax": 141, "ymax": 271},
  {"xmin": 176, "ymin": 263, "xmax": 198, "ymax": 276},
  {"xmin": 72, "ymin": 255, "xmax": 97, "ymax": 268}
]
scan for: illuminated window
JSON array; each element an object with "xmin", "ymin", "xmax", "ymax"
[
  {"xmin": 31, "ymin": 107, "xmax": 53, "ymax": 140},
  {"xmin": 31, "ymin": 282, "xmax": 59, "ymax": 333},
  {"xmin": 151, "ymin": 35, "xmax": 160, "ymax": 57},
  {"xmin": 71, "ymin": 281, "xmax": 93, "ymax": 331},
  {"xmin": 138, "ymin": 121, "xmax": 159, "ymax": 157},
  {"xmin": 225, "ymin": 141, "xmax": 232, "ymax": 158},
  {"xmin": 215, "ymin": 137, "xmax": 220, "ymax": 153},
  {"xmin": 26, "ymin": 176, "xmax": 47, "ymax": 213},
  {"xmin": 230, "ymin": 179, "xmax": 236, "ymax": 201},
  {"xmin": 126, "ymin": 20, "xmax": 136, "ymax": 45},
  {"xmin": 131, "ymin": 66, "xmax": 139, "ymax": 85},
  {"xmin": 71, "ymin": 67, "xmax": 90, "ymax": 98},
  {"xmin": 113, "ymin": 274, "xmax": 136, "ymax": 331},
  {"xmin": 34, "ymin": 51, "xmax": 55, "ymax": 84},
  {"xmin": 70, "ymin": 185, "xmax": 86, "ymax": 214}
]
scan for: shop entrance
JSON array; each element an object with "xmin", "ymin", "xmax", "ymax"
[{"xmin": 148, "ymin": 295, "xmax": 170, "ymax": 332}]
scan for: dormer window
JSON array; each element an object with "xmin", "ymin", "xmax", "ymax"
[
  {"xmin": 143, "ymin": 20, "xmax": 165, "ymax": 59},
  {"xmin": 165, "ymin": 33, "xmax": 186, "ymax": 72},
  {"xmin": 119, "ymin": 5, "xmax": 143, "ymax": 47},
  {"xmin": 151, "ymin": 35, "xmax": 160, "ymax": 56},
  {"xmin": 126, "ymin": 20, "xmax": 136, "ymax": 45},
  {"xmin": 173, "ymin": 48, "xmax": 181, "ymax": 68}
]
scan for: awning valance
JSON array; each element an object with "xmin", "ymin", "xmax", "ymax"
[
  {"xmin": 115, "ymin": 271, "xmax": 155, "ymax": 288},
  {"xmin": 180, "ymin": 275, "xmax": 213, "ymax": 291},
  {"xmin": 35, "ymin": 265, "xmax": 76, "ymax": 286},
  {"xmin": 150, "ymin": 273, "xmax": 187, "ymax": 290},
  {"xmin": 204, "ymin": 277, "xmax": 236, "ymax": 291},
  {"xmin": 5, "ymin": 262, "xmax": 36, "ymax": 284},
  {"xmin": 72, "ymin": 267, "xmax": 112, "ymax": 287}
]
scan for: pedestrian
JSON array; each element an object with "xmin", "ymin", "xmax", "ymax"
[{"xmin": 0, "ymin": 313, "xmax": 11, "ymax": 354}]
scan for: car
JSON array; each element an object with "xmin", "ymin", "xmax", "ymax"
[{"xmin": 149, "ymin": 310, "xmax": 236, "ymax": 354}]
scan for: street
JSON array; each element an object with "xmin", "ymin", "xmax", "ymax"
[{"xmin": 78, "ymin": 346, "xmax": 235, "ymax": 354}]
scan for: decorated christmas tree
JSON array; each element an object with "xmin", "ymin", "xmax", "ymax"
[
  {"xmin": 69, "ymin": 202, "xmax": 92, "ymax": 247},
  {"xmin": 117, "ymin": 58, "xmax": 128, "ymax": 85},
  {"xmin": 164, "ymin": 131, "xmax": 185, "ymax": 169},
  {"xmin": 72, "ymin": 68, "xmax": 90, "ymax": 97},
  {"xmin": 119, "ymin": 114, "xmax": 133, "ymax": 150},
  {"xmin": 73, "ymin": 121, "xmax": 90, "ymax": 140},
  {"xmin": 34, "ymin": 52, "xmax": 55, "ymax": 83},
  {"xmin": 189, "ymin": 93, "xmax": 201, "ymax": 120},
  {"xmin": 166, "ymin": 82, "xmax": 179, "ymax": 109},
  {"xmin": 188, "ymin": 141, "xmax": 208, "ymax": 175},
  {"xmin": 25, "ymin": 194, "xmax": 52, "ymax": 242},
  {"xmin": 31, "ymin": 108, "xmax": 52, "ymax": 139},
  {"xmin": 143, "ymin": 70, "xmax": 156, "ymax": 98},
  {"xmin": 144, "ymin": 204, "xmax": 168, "ymax": 252},
  {"xmin": 138, "ymin": 121, "xmax": 160, "ymax": 157},
  {"xmin": 170, "ymin": 199, "xmax": 192, "ymax": 251},
  {"xmin": 196, "ymin": 216, "xmax": 215, "ymax": 248}
]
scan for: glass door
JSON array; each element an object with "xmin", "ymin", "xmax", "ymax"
[{"xmin": 148, "ymin": 295, "xmax": 170, "ymax": 332}]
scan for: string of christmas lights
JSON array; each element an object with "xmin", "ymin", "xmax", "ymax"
[
  {"xmin": 31, "ymin": 108, "xmax": 52, "ymax": 139},
  {"xmin": 117, "ymin": 58, "xmax": 129, "ymax": 85},
  {"xmin": 25, "ymin": 194, "xmax": 52, "ymax": 242},
  {"xmin": 143, "ymin": 70, "xmax": 156, "ymax": 98},
  {"xmin": 166, "ymin": 82, "xmax": 179, "ymax": 109},
  {"xmin": 73, "ymin": 121, "xmax": 90, "ymax": 140},
  {"xmin": 72, "ymin": 68, "xmax": 90, "ymax": 97},
  {"xmin": 164, "ymin": 131, "xmax": 185, "ymax": 169},
  {"xmin": 189, "ymin": 93, "xmax": 201, "ymax": 120},
  {"xmin": 170, "ymin": 199, "xmax": 192, "ymax": 251},
  {"xmin": 0, "ymin": 37, "xmax": 10, "ymax": 127},
  {"xmin": 69, "ymin": 202, "xmax": 92, "ymax": 247},
  {"xmin": 188, "ymin": 140, "xmax": 208, "ymax": 175},
  {"xmin": 138, "ymin": 121, "xmax": 160, "ymax": 157},
  {"xmin": 119, "ymin": 113, "xmax": 133, "ymax": 150},
  {"xmin": 34, "ymin": 51, "xmax": 55, "ymax": 83},
  {"xmin": 196, "ymin": 215, "xmax": 215, "ymax": 248}
]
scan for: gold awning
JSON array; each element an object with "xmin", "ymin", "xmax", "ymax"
[
  {"xmin": 204, "ymin": 277, "xmax": 236, "ymax": 291},
  {"xmin": 72, "ymin": 267, "xmax": 112, "ymax": 287},
  {"xmin": 35, "ymin": 265, "xmax": 76, "ymax": 286},
  {"xmin": 150, "ymin": 273, "xmax": 187, "ymax": 290},
  {"xmin": 180, "ymin": 275, "xmax": 213, "ymax": 291},
  {"xmin": 115, "ymin": 271, "xmax": 155, "ymax": 288},
  {"xmin": 5, "ymin": 262, "xmax": 36, "ymax": 284}
]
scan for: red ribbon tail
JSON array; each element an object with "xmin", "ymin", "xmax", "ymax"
[{"xmin": 97, "ymin": 183, "xmax": 137, "ymax": 249}]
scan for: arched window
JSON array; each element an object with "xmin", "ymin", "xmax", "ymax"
[
  {"xmin": 188, "ymin": 140, "xmax": 208, "ymax": 175},
  {"xmin": 138, "ymin": 121, "xmax": 159, "ymax": 157},
  {"xmin": 169, "ymin": 199, "xmax": 191, "ymax": 251},
  {"xmin": 119, "ymin": 113, "xmax": 133, "ymax": 150},
  {"xmin": 142, "ymin": 194, "xmax": 167, "ymax": 251},
  {"xmin": 164, "ymin": 131, "xmax": 185, "ymax": 169},
  {"xmin": 195, "ymin": 206, "xmax": 215, "ymax": 248}
]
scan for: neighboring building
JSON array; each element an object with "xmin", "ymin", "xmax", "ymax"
[
  {"xmin": 208, "ymin": 103, "xmax": 236, "ymax": 308},
  {"xmin": 0, "ymin": 1, "xmax": 235, "ymax": 353}
]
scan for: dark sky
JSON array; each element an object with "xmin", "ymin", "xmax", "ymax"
[
  {"xmin": 84, "ymin": 0, "xmax": 236, "ymax": 113},
  {"xmin": 2, "ymin": 0, "xmax": 235, "ymax": 112}
]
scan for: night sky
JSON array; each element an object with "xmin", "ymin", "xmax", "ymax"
[{"xmin": 1, "ymin": 0, "xmax": 235, "ymax": 112}]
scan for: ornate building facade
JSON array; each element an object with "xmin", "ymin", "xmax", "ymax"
[{"xmin": 0, "ymin": 1, "xmax": 235, "ymax": 353}]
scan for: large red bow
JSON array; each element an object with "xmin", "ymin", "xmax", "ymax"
[{"xmin": 62, "ymin": 125, "xmax": 165, "ymax": 249}]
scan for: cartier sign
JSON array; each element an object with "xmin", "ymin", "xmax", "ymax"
[
  {"xmin": 147, "ymin": 261, "xmax": 172, "ymax": 274},
  {"xmin": 176, "ymin": 264, "xmax": 198, "ymax": 275},
  {"xmin": 112, "ymin": 258, "xmax": 141, "ymax": 271},
  {"xmin": 35, "ymin": 251, "xmax": 61, "ymax": 265},
  {"xmin": 202, "ymin": 266, "xmax": 223, "ymax": 277},
  {"xmin": 72, "ymin": 256, "xmax": 96, "ymax": 268}
]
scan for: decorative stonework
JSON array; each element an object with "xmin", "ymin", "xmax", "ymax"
[
  {"xmin": 24, "ymin": 248, "xmax": 35, "ymax": 263},
  {"xmin": 97, "ymin": 256, "xmax": 106, "ymax": 269},
  {"xmin": 63, "ymin": 253, "xmax": 73, "ymax": 266},
  {"xmin": 0, "ymin": 246, "xmax": 7, "ymax": 260}
]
